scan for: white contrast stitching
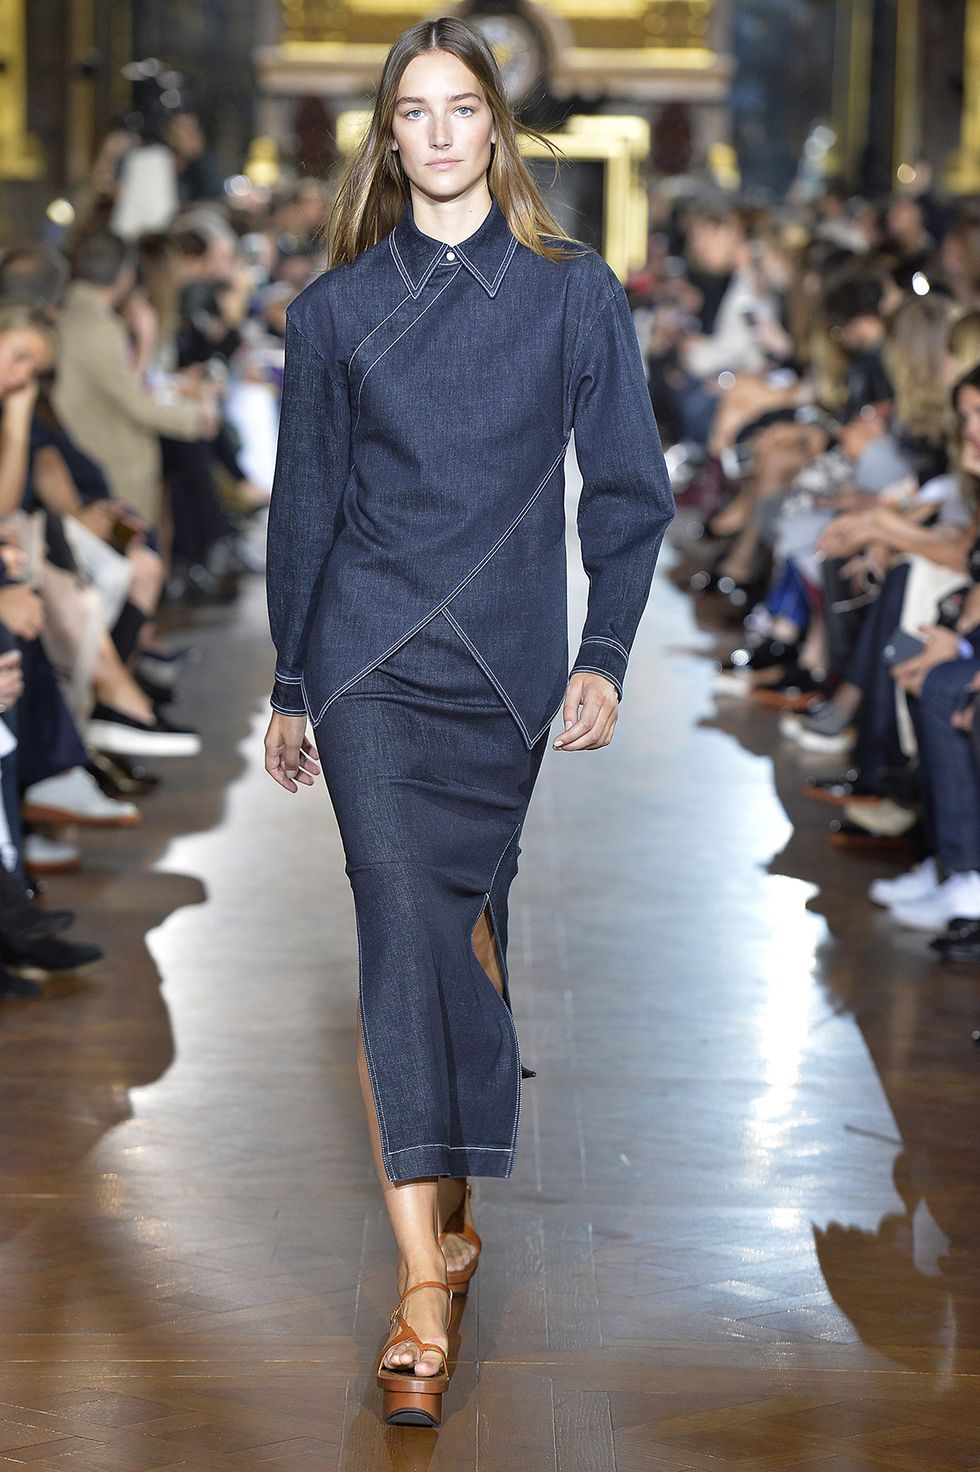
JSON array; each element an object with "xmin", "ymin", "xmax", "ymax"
[
  {"xmin": 351, "ymin": 279, "xmax": 412, "ymax": 359},
  {"xmin": 389, "ymin": 231, "xmax": 443, "ymax": 298},
  {"xmin": 308, "ymin": 440, "xmax": 569, "ymax": 725},
  {"xmin": 353, "ymin": 901, "xmax": 394, "ymax": 1161},
  {"xmin": 454, "ymin": 235, "xmax": 518, "ymax": 296},
  {"xmin": 273, "ymin": 673, "xmax": 302, "ymax": 682},
  {"xmin": 352, "ymin": 267, "xmax": 461, "ymax": 434},
  {"xmin": 440, "ymin": 609, "xmax": 533, "ymax": 746},
  {"xmin": 569, "ymin": 663, "xmax": 623, "ymax": 695},
  {"xmin": 388, "ymin": 1144, "xmax": 514, "ymax": 1154},
  {"xmin": 580, "ymin": 635, "xmax": 629, "ymax": 659},
  {"xmin": 470, "ymin": 819, "xmax": 525, "ymax": 1153},
  {"xmin": 531, "ymin": 694, "xmax": 567, "ymax": 745}
]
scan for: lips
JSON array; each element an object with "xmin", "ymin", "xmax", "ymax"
[{"xmin": 427, "ymin": 159, "xmax": 460, "ymax": 168}]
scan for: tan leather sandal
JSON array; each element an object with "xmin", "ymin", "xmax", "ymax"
[
  {"xmin": 438, "ymin": 1180, "xmax": 482, "ymax": 1294},
  {"xmin": 376, "ymin": 1279, "xmax": 453, "ymax": 1427}
]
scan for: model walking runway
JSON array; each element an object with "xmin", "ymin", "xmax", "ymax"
[{"xmin": 262, "ymin": 16, "xmax": 674, "ymax": 1429}]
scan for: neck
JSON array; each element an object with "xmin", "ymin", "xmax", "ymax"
[{"xmin": 408, "ymin": 178, "xmax": 493, "ymax": 247}]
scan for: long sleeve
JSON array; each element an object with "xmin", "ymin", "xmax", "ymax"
[
  {"xmin": 266, "ymin": 312, "xmax": 351, "ymax": 715},
  {"xmin": 88, "ymin": 316, "xmax": 203, "ymax": 441},
  {"xmin": 568, "ymin": 277, "xmax": 676, "ymax": 700}
]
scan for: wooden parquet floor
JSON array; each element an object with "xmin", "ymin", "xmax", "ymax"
[{"xmin": 0, "ymin": 484, "xmax": 978, "ymax": 1469}]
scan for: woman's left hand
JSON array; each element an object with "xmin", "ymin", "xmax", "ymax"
[{"xmin": 554, "ymin": 672, "xmax": 618, "ymax": 750}]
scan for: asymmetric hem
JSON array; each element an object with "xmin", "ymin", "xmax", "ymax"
[{"xmin": 318, "ymin": 611, "xmax": 549, "ymax": 1183}]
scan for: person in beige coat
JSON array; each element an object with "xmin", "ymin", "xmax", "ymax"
[{"xmin": 53, "ymin": 231, "xmax": 217, "ymax": 527}]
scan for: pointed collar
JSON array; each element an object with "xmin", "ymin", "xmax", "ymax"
[{"xmin": 389, "ymin": 192, "xmax": 517, "ymax": 300}]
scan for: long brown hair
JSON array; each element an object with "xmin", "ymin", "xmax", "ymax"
[
  {"xmin": 884, "ymin": 293, "xmax": 954, "ymax": 444},
  {"xmin": 953, "ymin": 361, "xmax": 980, "ymax": 512},
  {"xmin": 327, "ymin": 17, "xmax": 584, "ymax": 268}
]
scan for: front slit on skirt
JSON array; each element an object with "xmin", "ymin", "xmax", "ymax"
[{"xmin": 315, "ymin": 609, "xmax": 552, "ymax": 1182}]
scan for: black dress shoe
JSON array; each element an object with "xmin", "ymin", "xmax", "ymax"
[
  {"xmin": 1, "ymin": 934, "xmax": 103, "ymax": 978},
  {"xmin": 803, "ymin": 770, "xmax": 881, "ymax": 806},
  {"xmin": 717, "ymin": 637, "xmax": 798, "ymax": 675},
  {"xmin": 87, "ymin": 750, "xmax": 161, "ymax": 799},
  {"xmin": 0, "ymin": 864, "xmax": 73, "ymax": 943},
  {"xmin": 0, "ymin": 967, "xmax": 43, "ymax": 998},
  {"xmin": 87, "ymin": 703, "xmax": 201, "ymax": 759},
  {"xmin": 930, "ymin": 917, "xmax": 980, "ymax": 959}
]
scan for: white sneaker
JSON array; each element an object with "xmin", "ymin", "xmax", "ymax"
[
  {"xmin": 22, "ymin": 833, "xmax": 81, "ymax": 874},
  {"xmin": 713, "ymin": 669, "xmax": 752, "ymax": 698},
  {"xmin": 794, "ymin": 725, "xmax": 855, "ymax": 755},
  {"xmin": 891, "ymin": 871, "xmax": 980, "ymax": 931},
  {"xmin": 22, "ymin": 767, "xmax": 141, "ymax": 828},
  {"xmin": 870, "ymin": 857, "xmax": 940, "ymax": 909}
]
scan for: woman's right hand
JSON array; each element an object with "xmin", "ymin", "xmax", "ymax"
[{"xmin": 264, "ymin": 712, "xmax": 320, "ymax": 793}]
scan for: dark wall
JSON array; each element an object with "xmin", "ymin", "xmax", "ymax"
[
  {"xmin": 730, "ymin": 0, "xmax": 837, "ymax": 198},
  {"xmin": 131, "ymin": 0, "xmax": 259, "ymax": 172}
]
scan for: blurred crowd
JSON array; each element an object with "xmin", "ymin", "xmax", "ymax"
[
  {"xmin": 6, "ymin": 87, "xmax": 980, "ymax": 1001},
  {"xmin": 634, "ymin": 176, "xmax": 980, "ymax": 961},
  {"xmin": 0, "ymin": 104, "xmax": 329, "ymax": 998}
]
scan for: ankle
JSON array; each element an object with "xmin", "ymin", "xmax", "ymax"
[{"xmin": 398, "ymin": 1252, "xmax": 447, "ymax": 1286}]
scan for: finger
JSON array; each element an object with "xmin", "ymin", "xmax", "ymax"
[
  {"xmin": 555, "ymin": 699, "xmax": 596, "ymax": 747},
  {"xmin": 264, "ymin": 751, "xmax": 298, "ymax": 792},
  {"xmin": 282, "ymin": 741, "xmax": 302, "ymax": 780},
  {"xmin": 557, "ymin": 697, "xmax": 610, "ymax": 750},
  {"xmin": 264, "ymin": 759, "xmax": 298, "ymax": 792}
]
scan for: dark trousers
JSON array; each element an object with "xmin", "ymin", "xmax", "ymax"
[
  {"xmin": 822, "ymin": 555, "xmax": 869, "ymax": 682},
  {"xmin": 849, "ymin": 563, "xmax": 910, "ymax": 791},
  {"xmin": 912, "ymin": 658, "xmax": 980, "ymax": 874},
  {"xmin": 161, "ymin": 436, "xmax": 234, "ymax": 568},
  {"xmin": 17, "ymin": 637, "xmax": 88, "ymax": 788}
]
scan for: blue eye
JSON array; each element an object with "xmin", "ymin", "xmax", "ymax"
[{"xmin": 457, "ymin": 106, "xmax": 474, "ymax": 117}]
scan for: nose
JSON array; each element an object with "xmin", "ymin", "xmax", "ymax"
[{"xmin": 429, "ymin": 116, "xmax": 452, "ymax": 150}]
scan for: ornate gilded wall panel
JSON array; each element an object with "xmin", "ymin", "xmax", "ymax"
[
  {"xmin": 280, "ymin": 0, "xmax": 714, "ymax": 47},
  {"xmin": 259, "ymin": 0, "xmax": 730, "ymax": 100},
  {"xmin": 0, "ymin": 0, "xmax": 43, "ymax": 179}
]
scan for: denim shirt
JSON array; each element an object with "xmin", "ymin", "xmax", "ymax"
[{"xmin": 266, "ymin": 192, "xmax": 675, "ymax": 748}]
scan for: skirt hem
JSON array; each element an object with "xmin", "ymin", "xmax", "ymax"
[{"xmin": 383, "ymin": 1142, "xmax": 516, "ymax": 1182}]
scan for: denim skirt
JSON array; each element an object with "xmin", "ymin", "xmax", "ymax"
[{"xmin": 316, "ymin": 609, "xmax": 551, "ymax": 1182}]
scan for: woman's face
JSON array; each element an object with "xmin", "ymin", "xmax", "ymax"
[
  {"xmin": 0, "ymin": 326, "xmax": 52, "ymax": 396},
  {"xmin": 390, "ymin": 50, "xmax": 495, "ymax": 203},
  {"xmin": 957, "ymin": 384, "xmax": 980, "ymax": 477}
]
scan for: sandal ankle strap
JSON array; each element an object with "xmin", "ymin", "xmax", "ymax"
[{"xmin": 399, "ymin": 1278, "xmax": 451, "ymax": 1304}]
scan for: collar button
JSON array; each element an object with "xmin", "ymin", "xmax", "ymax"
[{"xmin": 445, "ymin": 249, "xmax": 455, "ymax": 261}]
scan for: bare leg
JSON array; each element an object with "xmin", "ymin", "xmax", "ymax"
[
  {"xmin": 358, "ymin": 904, "xmax": 502, "ymax": 1372},
  {"xmin": 357, "ymin": 1015, "xmax": 449, "ymax": 1376},
  {"xmin": 92, "ymin": 631, "xmax": 156, "ymax": 723},
  {"xmin": 125, "ymin": 544, "xmax": 166, "ymax": 617}
]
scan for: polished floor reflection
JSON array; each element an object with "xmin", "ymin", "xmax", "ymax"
[{"xmin": 0, "ymin": 502, "xmax": 978, "ymax": 1470}]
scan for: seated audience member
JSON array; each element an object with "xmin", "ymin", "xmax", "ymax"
[{"xmin": 51, "ymin": 230, "xmax": 218, "ymax": 529}]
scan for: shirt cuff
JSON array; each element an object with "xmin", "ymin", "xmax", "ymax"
[
  {"xmin": 569, "ymin": 637, "xmax": 627, "ymax": 701},
  {"xmin": 270, "ymin": 672, "xmax": 307, "ymax": 716}
]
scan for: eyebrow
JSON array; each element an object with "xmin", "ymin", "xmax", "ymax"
[{"xmin": 396, "ymin": 92, "xmax": 481, "ymax": 105}]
